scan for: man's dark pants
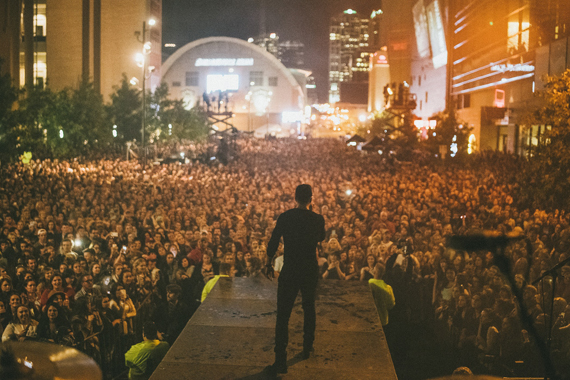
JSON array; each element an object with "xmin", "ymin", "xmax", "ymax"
[{"xmin": 274, "ymin": 271, "xmax": 318, "ymax": 361}]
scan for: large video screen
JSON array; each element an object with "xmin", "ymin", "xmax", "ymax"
[
  {"xmin": 413, "ymin": 0, "xmax": 431, "ymax": 58},
  {"xmin": 426, "ymin": 0, "xmax": 447, "ymax": 69},
  {"xmin": 206, "ymin": 74, "xmax": 240, "ymax": 93}
]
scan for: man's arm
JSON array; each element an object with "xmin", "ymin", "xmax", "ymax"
[
  {"xmin": 318, "ymin": 215, "xmax": 326, "ymax": 242},
  {"xmin": 266, "ymin": 215, "xmax": 284, "ymax": 264}
]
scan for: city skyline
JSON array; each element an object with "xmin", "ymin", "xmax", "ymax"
[{"xmin": 162, "ymin": 0, "xmax": 381, "ymax": 102}]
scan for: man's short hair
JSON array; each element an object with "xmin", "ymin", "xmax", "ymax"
[
  {"xmin": 81, "ymin": 274, "xmax": 92, "ymax": 284},
  {"xmin": 143, "ymin": 321, "xmax": 158, "ymax": 340},
  {"xmin": 374, "ymin": 263, "xmax": 386, "ymax": 279},
  {"xmin": 166, "ymin": 284, "xmax": 182, "ymax": 295},
  {"xmin": 295, "ymin": 184, "xmax": 312, "ymax": 204}
]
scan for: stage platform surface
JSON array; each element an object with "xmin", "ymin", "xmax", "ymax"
[{"xmin": 150, "ymin": 277, "xmax": 398, "ymax": 380}]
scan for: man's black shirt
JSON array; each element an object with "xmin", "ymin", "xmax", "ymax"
[{"xmin": 267, "ymin": 208, "xmax": 326, "ymax": 279}]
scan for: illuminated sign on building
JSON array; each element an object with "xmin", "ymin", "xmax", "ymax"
[
  {"xmin": 374, "ymin": 53, "xmax": 388, "ymax": 66},
  {"xmin": 195, "ymin": 58, "xmax": 254, "ymax": 67},
  {"xmin": 490, "ymin": 63, "xmax": 535, "ymax": 73}
]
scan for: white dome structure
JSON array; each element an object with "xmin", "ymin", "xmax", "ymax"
[{"xmin": 161, "ymin": 37, "xmax": 308, "ymax": 133}]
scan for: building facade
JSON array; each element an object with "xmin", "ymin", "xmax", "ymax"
[
  {"xmin": 451, "ymin": 0, "xmax": 570, "ymax": 153},
  {"xmin": 0, "ymin": 0, "xmax": 161, "ymax": 100},
  {"xmin": 161, "ymin": 37, "xmax": 307, "ymax": 133},
  {"xmin": 409, "ymin": 0, "xmax": 447, "ymax": 128},
  {"xmin": 375, "ymin": 0, "xmax": 570, "ymax": 153},
  {"xmin": 329, "ymin": 9, "xmax": 374, "ymax": 103},
  {"xmin": 248, "ymin": 33, "xmax": 306, "ymax": 69}
]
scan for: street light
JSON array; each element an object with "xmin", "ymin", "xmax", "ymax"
[{"xmin": 135, "ymin": 18, "xmax": 156, "ymax": 168}]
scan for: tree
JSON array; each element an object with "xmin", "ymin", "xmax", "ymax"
[
  {"xmin": 425, "ymin": 104, "xmax": 472, "ymax": 159},
  {"xmin": 62, "ymin": 81, "xmax": 110, "ymax": 152},
  {"xmin": 14, "ymin": 81, "xmax": 109, "ymax": 158},
  {"xmin": 0, "ymin": 60, "xmax": 19, "ymax": 130},
  {"xmin": 518, "ymin": 69, "xmax": 570, "ymax": 211},
  {"xmin": 0, "ymin": 60, "xmax": 21, "ymax": 160},
  {"xmin": 365, "ymin": 108, "xmax": 418, "ymax": 159},
  {"xmin": 106, "ymin": 74, "xmax": 142, "ymax": 142},
  {"xmin": 11, "ymin": 85, "xmax": 57, "ymax": 158},
  {"xmin": 147, "ymin": 82, "xmax": 209, "ymax": 143}
]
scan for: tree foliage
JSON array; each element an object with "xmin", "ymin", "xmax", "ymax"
[
  {"xmin": 518, "ymin": 69, "xmax": 570, "ymax": 211},
  {"xmin": 146, "ymin": 82, "xmax": 209, "ymax": 143},
  {"xmin": 361, "ymin": 109, "xmax": 418, "ymax": 159},
  {"xmin": 12, "ymin": 81, "xmax": 110, "ymax": 158},
  {"xmin": 106, "ymin": 74, "xmax": 141, "ymax": 142},
  {"xmin": 425, "ymin": 104, "xmax": 472, "ymax": 159},
  {"xmin": 370, "ymin": 110, "xmax": 417, "ymax": 145},
  {"xmin": 0, "ymin": 71, "xmax": 209, "ymax": 161},
  {"xmin": 0, "ymin": 60, "xmax": 20, "ymax": 157}
]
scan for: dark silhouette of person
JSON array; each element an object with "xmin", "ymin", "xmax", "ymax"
[
  {"xmin": 202, "ymin": 92, "xmax": 211, "ymax": 111},
  {"xmin": 265, "ymin": 184, "xmax": 325, "ymax": 376}
]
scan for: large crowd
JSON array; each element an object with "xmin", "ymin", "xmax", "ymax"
[{"xmin": 0, "ymin": 137, "xmax": 569, "ymax": 379}]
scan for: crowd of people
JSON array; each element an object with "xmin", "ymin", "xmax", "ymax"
[{"xmin": 0, "ymin": 137, "xmax": 569, "ymax": 379}]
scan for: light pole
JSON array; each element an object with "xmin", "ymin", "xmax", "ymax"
[{"xmin": 135, "ymin": 18, "xmax": 155, "ymax": 168}]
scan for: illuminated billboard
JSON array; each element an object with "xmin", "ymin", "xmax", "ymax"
[
  {"xmin": 426, "ymin": 0, "xmax": 447, "ymax": 69},
  {"xmin": 413, "ymin": 0, "xmax": 431, "ymax": 58},
  {"xmin": 206, "ymin": 75, "xmax": 239, "ymax": 93}
]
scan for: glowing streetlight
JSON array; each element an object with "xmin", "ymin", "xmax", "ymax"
[
  {"xmin": 135, "ymin": 18, "xmax": 157, "ymax": 168},
  {"xmin": 135, "ymin": 53, "xmax": 144, "ymax": 68}
]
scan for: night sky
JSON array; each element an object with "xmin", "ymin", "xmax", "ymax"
[{"xmin": 162, "ymin": 0, "xmax": 380, "ymax": 102}]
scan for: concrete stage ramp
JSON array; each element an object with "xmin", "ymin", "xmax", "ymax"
[{"xmin": 150, "ymin": 277, "xmax": 398, "ymax": 380}]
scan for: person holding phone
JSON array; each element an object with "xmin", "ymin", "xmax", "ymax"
[{"xmin": 265, "ymin": 184, "xmax": 326, "ymax": 376}]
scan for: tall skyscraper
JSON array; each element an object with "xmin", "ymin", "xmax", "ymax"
[
  {"xmin": 280, "ymin": 40, "xmax": 305, "ymax": 69},
  {"xmin": 249, "ymin": 33, "xmax": 281, "ymax": 61},
  {"xmin": 328, "ymin": 9, "xmax": 373, "ymax": 103},
  {"xmin": 248, "ymin": 34, "xmax": 305, "ymax": 69},
  {"xmin": 0, "ymin": 0, "xmax": 162, "ymax": 99}
]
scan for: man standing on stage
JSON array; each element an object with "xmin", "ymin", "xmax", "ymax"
[{"xmin": 265, "ymin": 184, "xmax": 326, "ymax": 376}]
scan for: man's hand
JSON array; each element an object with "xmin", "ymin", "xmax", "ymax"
[{"xmin": 265, "ymin": 264, "xmax": 275, "ymax": 280}]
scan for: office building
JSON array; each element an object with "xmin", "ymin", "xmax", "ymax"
[
  {"xmin": 280, "ymin": 40, "xmax": 305, "ymax": 69},
  {"xmin": 248, "ymin": 33, "xmax": 281, "ymax": 62},
  {"xmin": 0, "ymin": 0, "xmax": 161, "ymax": 100},
  {"xmin": 409, "ymin": 0, "xmax": 447, "ymax": 129},
  {"xmin": 248, "ymin": 33, "xmax": 306, "ymax": 69},
  {"xmin": 329, "ymin": 9, "xmax": 373, "ymax": 103},
  {"xmin": 450, "ymin": 0, "xmax": 570, "ymax": 153},
  {"xmin": 379, "ymin": 0, "xmax": 570, "ymax": 153}
]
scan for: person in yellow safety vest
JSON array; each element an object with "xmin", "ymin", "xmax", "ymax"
[
  {"xmin": 369, "ymin": 263, "xmax": 395, "ymax": 326},
  {"xmin": 201, "ymin": 263, "xmax": 231, "ymax": 302},
  {"xmin": 125, "ymin": 321, "xmax": 169, "ymax": 380}
]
